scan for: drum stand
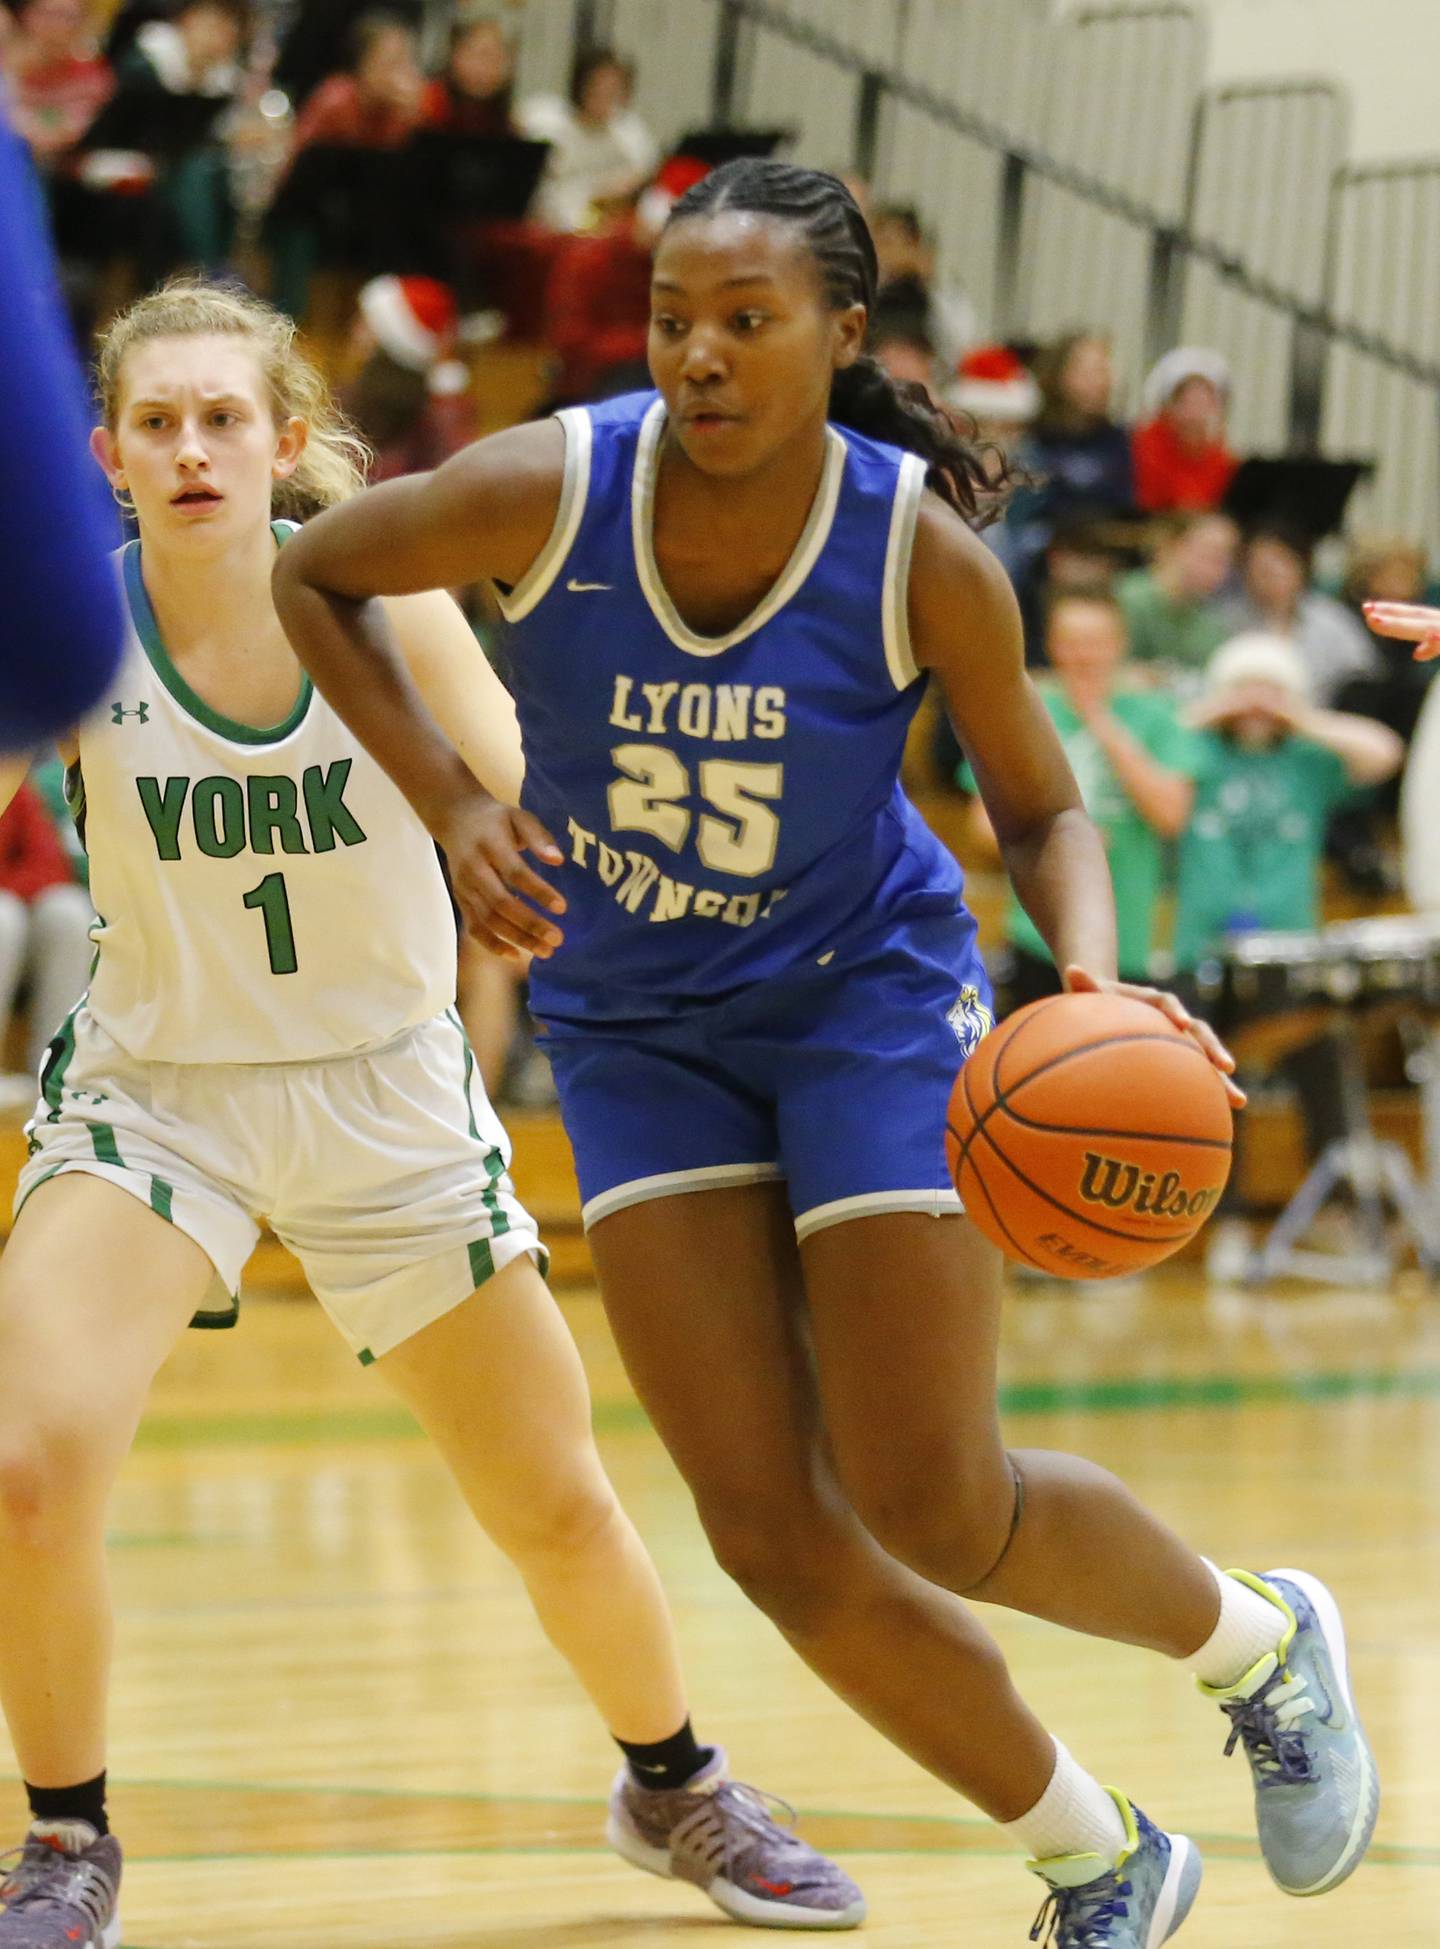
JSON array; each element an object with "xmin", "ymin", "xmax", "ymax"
[{"xmin": 1244, "ymin": 1023, "xmax": 1440, "ymax": 1287}]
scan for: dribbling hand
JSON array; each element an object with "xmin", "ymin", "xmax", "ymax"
[
  {"xmin": 1363, "ymin": 600, "xmax": 1440, "ymax": 660},
  {"xmin": 1063, "ymin": 965, "xmax": 1246, "ymax": 1109},
  {"xmin": 437, "ymin": 794, "xmax": 567, "ymax": 962}
]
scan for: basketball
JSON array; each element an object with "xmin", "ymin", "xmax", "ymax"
[{"xmin": 946, "ymin": 993, "xmax": 1233, "ymax": 1280}]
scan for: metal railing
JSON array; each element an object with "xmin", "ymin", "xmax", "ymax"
[{"xmin": 510, "ymin": 0, "xmax": 1440, "ymax": 542}]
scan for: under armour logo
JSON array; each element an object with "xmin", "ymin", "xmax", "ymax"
[{"xmin": 112, "ymin": 701, "xmax": 150, "ymax": 725}]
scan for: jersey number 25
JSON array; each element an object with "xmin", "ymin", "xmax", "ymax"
[{"xmin": 608, "ymin": 744, "xmax": 783, "ymax": 877}]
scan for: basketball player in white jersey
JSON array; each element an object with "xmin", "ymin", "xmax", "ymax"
[{"xmin": 0, "ymin": 280, "xmax": 862, "ymax": 1949}]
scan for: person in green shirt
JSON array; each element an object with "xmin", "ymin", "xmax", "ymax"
[
  {"xmin": 1173, "ymin": 632, "xmax": 1403, "ymax": 971},
  {"xmin": 964, "ymin": 588, "xmax": 1199, "ymax": 1008},
  {"xmin": 1118, "ymin": 510, "xmax": 1237, "ymax": 681}
]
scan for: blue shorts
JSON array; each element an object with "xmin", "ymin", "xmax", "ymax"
[{"xmin": 541, "ymin": 915, "xmax": 993, "ymax": 1239}]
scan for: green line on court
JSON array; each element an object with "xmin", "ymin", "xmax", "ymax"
[{"xmin": 129, "ymin": 1364, "xmax": 1440, "ymax": 1450}]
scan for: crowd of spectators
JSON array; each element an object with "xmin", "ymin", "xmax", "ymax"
[{"xmin": 3, "ymin": 3, "xmax": 1438, "ymax": 1235}]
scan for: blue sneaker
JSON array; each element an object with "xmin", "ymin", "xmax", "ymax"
[
  {"xmin": 1027, "ymin": 1792, "xmax": 1201, "ymax": 1947},
  {"xmin": 1199, "ymin": 1567, "xmax": 1379, "ymax": 1896}
]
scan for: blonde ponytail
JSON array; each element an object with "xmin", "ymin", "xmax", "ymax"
[{"xmin": 96, "ymin": 278, "xmax": 372, "ymax": 518}]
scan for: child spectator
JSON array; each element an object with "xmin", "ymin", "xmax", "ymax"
[
  {"xmin": 1132, "ymin": 347, "xmax": 1237, "ymax": 514},
  {"xmin": 870, "ymin": 202, "xmax": 977, "ymax": 367},
  {"xmin": 341, "ymin": 273, "xmax": 476, "ymax": 480},
  {"xmin": 1174, "ymin": 633, "xmax": 1402, "ymax": 970},
  {"xmin": 421, "ymin": 12, "xmax": 515, "ymax": 137},
  {"xmin": 1118, "ymin": 510, "xmax": 1237, "ymax": 682},
  {"xmin": 0, "ymin": 777, "xmax": 94, "ymax": 1097},
  {"xmin": 1173, "ymin": 633, "xmax": 1403, "ymax": 1278},
  {"xmin": 518, "ymin": 45, "xmax": 657, "ymax": 233},
  {"xmin": 4, "ymin": 0, "xmax": 113, "ymax": 170},
  {"xmin": 964, "ymin": 590, "xmax": 1197, "ymax": 1009},
  {"xmin": 1220, "ymin": 521, "xmax": 1380, "ymax": 705}
]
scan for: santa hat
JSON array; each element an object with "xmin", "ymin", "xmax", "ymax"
[
  {"xmin": 1141, "ymin": 346, "xmax": 1231, "ymax": 417},
  {"xmin": 359, "ymin": 276, "xmax": 459, "ymax": 373},
  {"xmin": 946, "ymin": 345, "xmax": 1040, "ymax": 422},
  {"xmin": 636, "ymin": 152, "xmax": 714, "ymax": 233}
]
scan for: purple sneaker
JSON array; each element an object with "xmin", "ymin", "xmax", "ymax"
[
  {"xmin": 607, "ymin": 1748, "xmax": 865, "ymax": 1930},
  {"xmin": 0, "ymin": 1821, "xmax": 122, "ymax": 1948}
]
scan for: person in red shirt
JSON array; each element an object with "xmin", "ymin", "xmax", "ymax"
[
  {"xmin": 4, "ymin": 0, "xmax": 113, "ymax": 169},
  {"xmin": 421, "ymin": 13, "xmax": 515, "ymax": 138},
  {"xmin": 288, "ymin": 8, "xmax": 422, "ymax": 151},
  {"xmin": 543, "ymin": 153, "xmax": 709, "ymax": 404},
  {"xmin": 1132, "ymin": 346, "xmax": 1238, "ymax": 514},
  {"xmin": 0, "ymin": 779, "xmax": 93, "ymax": 1092}
]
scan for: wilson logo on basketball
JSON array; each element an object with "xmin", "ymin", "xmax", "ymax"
[{"xmin": 1077, "ymin": 1151, "xmax": 1220, "ymax": 1222}]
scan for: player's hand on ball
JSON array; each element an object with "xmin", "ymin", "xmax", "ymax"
[
  {"xmin": 1063, "ymin": 965, "xmax": 1246, "ymax": 1108},
  {"xmin": 438, "ymin": 793, "xmax": 566, "ymax": 962},
  {"xmin": 1363, "ymin": 600, "xmax": 1440, "ymax": 660}
]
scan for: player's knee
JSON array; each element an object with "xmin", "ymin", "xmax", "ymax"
[
  {"xmin": 850, "ymin": 1453, "xmax": 1015, "ymax": 1592},
  {"xmin": 699, "ymin": 1500, "xmax": 850, "ymax": 1636},
  {"xmin": 0, "ymin": 1425, "xmax": 101, "ymax": 1551},
  {"xmin": 496, "ymin": 1476, "xmax": 621, "ymax": 1572}
]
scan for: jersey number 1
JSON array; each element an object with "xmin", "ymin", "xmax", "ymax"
[{"xmin": 243, "ymin": 871, "xmax": 299, "ymax": 975}]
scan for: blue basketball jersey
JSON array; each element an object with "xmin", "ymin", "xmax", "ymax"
[{"xmin": 499, "ymin": 391, "xmax": 972, "ymax": 1024}]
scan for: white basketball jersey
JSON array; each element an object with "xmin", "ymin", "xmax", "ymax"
[{"xmin": 72, "ymin": 536, "xmax": 457, "ymax": 1064}]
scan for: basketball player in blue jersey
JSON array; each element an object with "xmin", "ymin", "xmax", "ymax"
[
  {"xmin": 0, "ymin": 279, "xmax": 859, "ymax": 1948},
  {"xmin": 275, "ymin": 161, "xmax": 1381, "ymax": 1946},
  {"xmin": 0, "ymin": 117, "xmax": 124, "ymax": 746}
]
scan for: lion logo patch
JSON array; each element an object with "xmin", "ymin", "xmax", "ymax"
[{"xmin": 946, "ymin": 984, "xmax": 994, "ymax": 1060}]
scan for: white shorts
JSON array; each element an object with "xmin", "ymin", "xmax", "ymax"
[{"xmin": 15, "ymin": 1003, "xmax": 546, "ymax": 1362}]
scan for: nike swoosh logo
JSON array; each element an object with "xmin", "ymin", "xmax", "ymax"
[
  {"xmin": 634, "ymin": 1761, "xmax": 670, "ymax": 1775},
  {"xmin": 567, "ymin": 578, "xmax": 612, "ymax": 592}
]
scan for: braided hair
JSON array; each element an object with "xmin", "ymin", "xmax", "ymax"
[{"xmin": 664, "ymin": 159, "xmax": 1012, "ymax": 526}]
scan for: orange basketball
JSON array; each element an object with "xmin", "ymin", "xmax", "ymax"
[{"xmin": 946, "ymin": 992, "xmax": 1233, "ymax": 1280}]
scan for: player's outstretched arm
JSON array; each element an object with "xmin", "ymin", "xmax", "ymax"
[
  {"xmin": 1364, "ymin": 599, "xmax": 1440, "ymax": 660},
  {"xmin": 273, "ymin": 422, "xmax": 570, "ymax": 960}
]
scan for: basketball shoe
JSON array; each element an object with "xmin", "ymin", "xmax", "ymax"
[
  {"xmin": 0, "ymin": 1821, "xmax": 121, "ymax": 1947},
  {"xmin": 607, "ymin": 1748, "xmax": 866, "ymax": 1928},
  {"xmin": 1199, "ymin": 1567, "xmax": 1379, "ymax": 1895},
  {"xmin": 1027, "ymin": 1792, "xmax": 1201, "ymax": 1948}
]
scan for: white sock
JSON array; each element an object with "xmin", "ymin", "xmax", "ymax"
[
  {"xmin": 1002, "ymin": 1740, "xmax": 1128, "ymax": 1866},
  {"xmin": 1189, "ymin": 1560, "xmax": 1287, "ymax": 1688}
]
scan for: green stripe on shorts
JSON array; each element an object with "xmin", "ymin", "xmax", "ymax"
[
  {"xmin": 150, "ymin": 1176, "xmax": 174, "ymax": 1222},
  {"xmin": 448, "ymin": 1007, "xmax": 482, "ymax": 1142},
  {"xmin": 39, "ymin": 1005, "xmax": 80, "ymax": 1123},
  {"xmin": 481, "ymin": 1144, "xmax": 511, "ymax": 1240},
  {"xmin": 88, "ymin": 1121, "xmax": 121, "ymax": 1166},
  {"xmin": 467, "ymin": 1235, "xmax": 495, "ymax": 1288}
]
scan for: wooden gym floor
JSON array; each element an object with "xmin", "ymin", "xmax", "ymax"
[{"xmin": 1, "ymin": 1118, "xmax": 1437, "ymax": 1948}]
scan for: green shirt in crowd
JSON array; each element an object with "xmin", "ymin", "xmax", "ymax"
[
  {"xmin": 1118, "ymin": 569, "xmax": 1230, "ymax": 673},
  {"xmin": 961, "ymin": 684, "xmax": 1199, "ymax": 978},
  {"xmin": 1172, "ymin": 733, "xmax": 1351, "ymax": 970}
]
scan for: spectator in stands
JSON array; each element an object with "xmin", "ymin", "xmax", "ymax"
[
  {"xmin": 1220, "ymin": 521, "xmax": 1379, "ymax": 705},
  {"xmin": 964, "ymin": 589, "xmax": 1197, "ymax": 1010},
  {"xmin": 105, "ymin": 0, "xmax": 249, "ymax": 268},
  {"xmin": 994, "ymin": 331, "xmax": 1134, "ymax": 642},
  {"xmin": 3, "ymin": 0, "xmax": 113, "ymax": 170},
  {"xmin": 341, "ymin": 273, "xmax": 476, "ymax": 481},
  {"xmin": 542, "ymin": 151, "xmax": 708, "ymax": 405},
  {"xmin": 1173, "ymin": 632, "xmax": 1403, "ymax": 1280},
  {"xmin": 946, "ymin": 343, "xmax": 1039, "ymax": 455},
  {"xmin": 1175, "ymin": 631, "xmax": 1401, "ymax": 963},
  {"xmin": 519, "ymin": 44, "xmax": 657, "ymax": 234},
  {"xmin": 1131, "ymin": 347, "xmax": 1237, "ymax": 514},
  {"xmin": 0, "ymin": 776, "xmax": 93, "ymax": 1103},
  {"xmin": 869, "ymin": 323, "xmax": 939, "ymax": 394},
  {"xmin": 870, "ymin": 202, "xmax": 976, "ymax": 368},
  {"xmin": 421, "ymin": 12, "xmax": 516, "ymax": 138},
  {"xmin": 1118, "ymin": 510, "xmax": 1237, "ymax": 683},
  {"xmin": 288, "ymin": 9, "xmax": 422, "ymax": 151}
]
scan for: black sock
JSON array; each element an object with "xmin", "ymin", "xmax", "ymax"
[
  {"xmin": 615, "ymin": 1721, "xmax": 713, "ymax": 1792},
  {"xmin": 25, "ymin": 1773, "xmax": 108, "ymax": 1838}
]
